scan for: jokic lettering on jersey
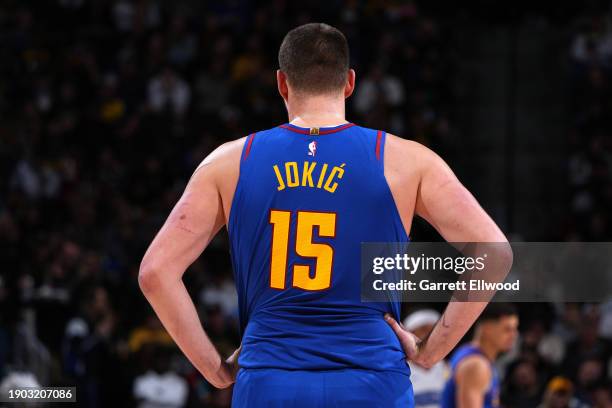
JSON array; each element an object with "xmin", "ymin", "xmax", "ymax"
[{"xmin": 273, "ymin": 161, "xmax": 346, "ymax": 193}]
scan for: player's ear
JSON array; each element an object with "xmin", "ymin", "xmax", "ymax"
[
  {"xmin": 344, "ymin": 69, "xmax": 356, "ymax": 99},
  {"xmin": 277, "ymin": 70, "xmax": 289, "ymax": 102}
]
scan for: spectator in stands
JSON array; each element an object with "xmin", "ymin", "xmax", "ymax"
[
  {"xmin": 538, "ymin": 377, "xmax": 588, "ymax": 408},
  {"xmin": 133, "ymin": 346, "xmax": 188, "ymax": 408},
  {"xmin": 502, "ymin": 359, "xmax": 543, "ymax": 407}
]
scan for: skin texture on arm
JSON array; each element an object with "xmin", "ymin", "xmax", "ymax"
[
  {"xmin": 383, "ymin": 135, "xmax": 513, "ymax": 368},
  {"xmin": 138, "ymin": 138, "xmax": 244, "ymax": 388},
  {"xmin": 455, "ymin": 356, "xmax": 491, "ymax": 408}
]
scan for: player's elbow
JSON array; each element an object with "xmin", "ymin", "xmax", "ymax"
[
  {"xmin": 139, "ymin": 254, "xmax": 185, "ymax": 294},
  {"xmin": 138, "ymin": 259, "xmax": 163, "ymax": 294},
  {"xmin": 504, "ymin": 244, "xmax": 514, "ymax": 269},
  {"xmin": 494, "ymin": 241, "xmax": 514, "ymax": 274},
  {"xmin": 483, "ymin": 241, "xmax": 513, "ymax": 284}
]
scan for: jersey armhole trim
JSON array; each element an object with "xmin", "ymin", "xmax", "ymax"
[
  {"xmin": 376, "ymin": 129, "xmax": 411, "ymax": 241},
  {"xmin": 228, "ymin": 134, "xmax": 253, "ymax": 233},
  {"xmin": 243, "ymin": 133, "xmax": 257, "ymax": 161}
]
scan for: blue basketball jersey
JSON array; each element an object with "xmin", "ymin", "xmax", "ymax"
[
  {"xmin": 227, "ymin": 122, "xmax": 410, "ymax": 375},
  {"xmin": 440, "ymin": 344, "xmax": 500, "ymax": 408}
]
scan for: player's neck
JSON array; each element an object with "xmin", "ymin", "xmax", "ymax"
[
  {"xmin": 472, "ymin": 339, "xmax": 498, "ymax": 361},
  {"xmin": 286, "ymin": 93, "xmax": 347, "ymax": 128}
]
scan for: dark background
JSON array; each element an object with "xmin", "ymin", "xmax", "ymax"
[{"xmin": 0, "ymin": 0, "xmax": 611, "ymax": 407}]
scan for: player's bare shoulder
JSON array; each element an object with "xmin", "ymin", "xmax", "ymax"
[
  {"xmin": 382, "ymin": 134, "xmax": 436, "ymax": 234},
  {"xmin": 192, "ymin": 137, "xmax": 247, "ymax": 221},
  {"xmin": 384, "ymin": 134, "xmax": 456, "ymax": 199},
  {"xmin": 455, "ymin": 354, "xmax": 492, "ymax": 388},
  {"xmin": 195, "ymin": 137, "xmax": 247, "ymax": 175},
  {"xmin": 384, "ymin": 134, "xmax": 439, "ymax": 177}
]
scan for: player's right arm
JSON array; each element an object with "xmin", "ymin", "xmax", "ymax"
[
  {"xmin": 384, "ymin": 137, "xmax": 513, "ymax": 368},
  {"xmin": 454, "ymin": 356, "xmax": 491, "ymax": 408},
  {"xmin": 138, "ymin": 138, "xmax": 244, "ymax": 388}
]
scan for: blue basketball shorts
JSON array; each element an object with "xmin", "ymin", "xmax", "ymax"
[{"xmin": 231, "ymin": 368, "xmax": 414, "ymax": 407}]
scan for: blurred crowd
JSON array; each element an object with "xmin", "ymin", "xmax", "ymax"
[
  {"xmin": 567, "ymin": 11, "xmax": 612, "ymax": 241},
  {"xmin": 0, "ymin": 0, "xmax": 610, "ymax": 407},
  {"xmin": 0, "ymin": 1, "xmax": 453, "ymax": 406},
  {"xmin": 485, "ymin": 303, "xmax": 611, "ymax": 408}
]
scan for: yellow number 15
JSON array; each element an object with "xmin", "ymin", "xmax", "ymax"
[{"xmin": 269, "ymin": 210, "xmax": 337, "ymax": 291}]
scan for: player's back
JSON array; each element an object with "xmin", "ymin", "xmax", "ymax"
[{"xmin": 228, "ymin": 122, "xmax": 410, "ymax": 374}]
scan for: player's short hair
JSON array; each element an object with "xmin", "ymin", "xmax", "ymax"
[
  {"xmin": 278, "ymin": 23, "xmax": 349, "ymax": 94},
  {"xmin": 477, "ymin": 303, "xmax": 518, "ymax": 323}
]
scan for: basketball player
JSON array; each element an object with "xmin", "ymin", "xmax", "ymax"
[
  {"xmin": 138, "ymin": 23, "xmax": 512, "ymax": 407},
  {"xmin": 440, "ymin": 303, "xmax": 519, "ymax": 408}
]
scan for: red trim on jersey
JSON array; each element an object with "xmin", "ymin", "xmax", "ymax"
[
  {"xmin": 375, "ymin": 130, "xmax": 382, "ymax": 160},
  {"xmin": 280, "ymin": 123, "xmax": 355, "ymax": 135},
  {"xmin": 244, "ymin": 133, "xmax": 256, "ymax": 160},
  {"xmin": 280, "ymin": 124, "xmax": 307, "ymax": 134}
]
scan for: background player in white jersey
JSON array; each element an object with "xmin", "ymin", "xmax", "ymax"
[{"xmin": 404, "ymin": 309, "xmax": 449, "ymax": 408}]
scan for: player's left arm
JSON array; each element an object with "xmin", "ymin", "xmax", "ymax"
[
  {"xmin": 384, "ymin": 139, "xmax": 513, "ymax": 368},
  {"xmin": 138, "ymin": 139, "xmax": 244, "ymax": 389}
]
